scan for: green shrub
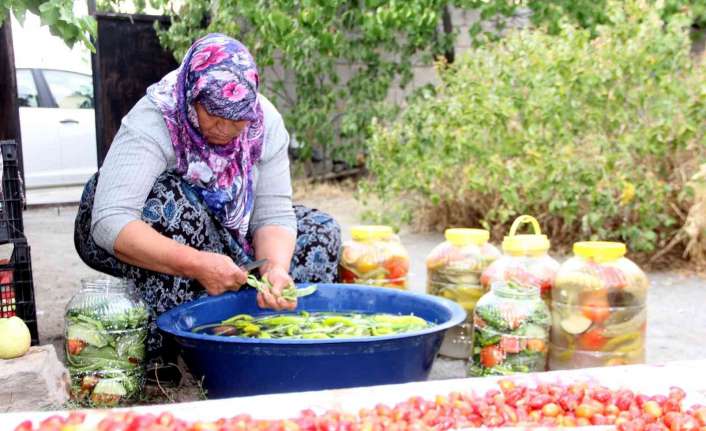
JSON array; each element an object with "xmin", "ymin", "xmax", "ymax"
[{"xmin": 364, "ymin": 0, "xmax": 706, "ymax": 257}]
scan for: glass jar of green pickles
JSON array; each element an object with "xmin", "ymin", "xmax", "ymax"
[
  {"xmin": 549, "ymin": 241, "xmax": 648, "ymax": 370},
  {"xmin": 64, "ymin": 277, "xmax": 148, "ymax": 406},
  {"xmin": 426, "ymin": 228, "xmax": 500, "ymax": 358},
  {"xmin": 468, "ymin": 280, "xmax": 550, "ymax": 377}
]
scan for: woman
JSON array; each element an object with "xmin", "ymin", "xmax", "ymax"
[{"xmin": 74, "ymin": 34, "xmax": 341, "ymax": 375}]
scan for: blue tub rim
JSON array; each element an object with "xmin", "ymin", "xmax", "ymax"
[{"xmin": 156, "ymin": 283, "xmax": 467, "ymax": 345}]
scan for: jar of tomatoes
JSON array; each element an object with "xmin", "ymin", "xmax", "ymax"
[
  {"xmin": 480, "ymin": 215, "xmax": 559, "ymax": 306},
  {"xmin": 549, "ymin": 241, "xmax": 648, "ymax": 370},
  {"xmin": 339, "ymin": 226, "xmax": 410, "ymax": 289},
  {"xmin": 426, "ymin": 228, "xmax": 501, "ymax": 358},
  {"xmin": 468, "ymin": 280, "xmax": 550, "ymax": 377}
]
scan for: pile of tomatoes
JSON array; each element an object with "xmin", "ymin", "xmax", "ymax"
[{"xmin": 15, "ymin": 381, "xmax": 706, "ymax": 431}]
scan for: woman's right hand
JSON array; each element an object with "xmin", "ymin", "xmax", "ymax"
[{"xmin": 193, "ymin": 251, "xmax": 248, "ymax": 296}]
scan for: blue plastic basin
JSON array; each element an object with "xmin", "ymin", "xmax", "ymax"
[{"xmin": 157, "ymin": 283, "xmax": 466, "ymax": 398}]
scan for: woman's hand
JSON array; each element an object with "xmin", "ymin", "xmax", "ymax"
[
  {"xmin": 193, "ymin": 251, "xmax": 248, "ymax": 296},
  {"xmin": 258, "ymin": 265, "xmax": 296, "ymax": 311}
]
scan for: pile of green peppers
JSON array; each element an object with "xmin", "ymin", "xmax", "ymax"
[{"xmin": 193, "ymin": 312, "xmax": 432, "ymax": 339}]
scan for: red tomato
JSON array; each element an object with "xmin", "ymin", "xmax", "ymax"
[
  {"xmin": 581, "ymin": 290, "xmax": 611, "ymax": 323},
  {"xmin": 593, "ymin": 388, "xmax": 613, "ymax": 403},
  {"xmin": 480, "ymin": 346, "xmax": 505, "ymax": 368},
  {"xmin": 500, "ymin": 336, "xmax": 522, "ymax": 354},
  {"xmin": 693, "ymin": 408, "xmax": 706, "ymax": 426},
  {"xmin": 383, "ymin": 256, "xmax": 409, "ymax": 281},
  {"xmin": 13, "ymin": 421, "xmax": 33, "ymax": 431},
  {"xmin": 542, "ymin": 403, "xmax": 561, "ymax": 417},
  {"xmin": 590, "ymin": 414, "xmax": 608, "ymax": 426},
  {"xmin": 67, "ymin": 339, "xmax": 87, "ymax": 356},
  {"xmin": 669, "ymin": 387, "xmax": 687, "ymax": 402},
  {"xmin": 529, "ymin": 394, "xmax": 552, "ymax": 410},
  {"xmin": 498, "ymin": 379, "xmax": 515, "ymax": 393},
  {"xmin": 578, "ymin": 328, "xmax": 607, "ymax": 350},
  {"xmin": 339, "ymin": 268, "xmax": 358, "ymax": 283},
  {"xmin": 505, "ymin": 266, "xmax": 542, "ymax": 289},
  {"xmin": 480, "ymin": 263, "xmax": 503, "ymax": 288}
]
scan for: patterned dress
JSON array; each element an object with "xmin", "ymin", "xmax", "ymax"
[{"xmin": 74, "ymin": 172, "xmax": 341, "ymax": 363}]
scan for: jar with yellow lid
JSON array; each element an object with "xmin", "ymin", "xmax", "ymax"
[
  {"xmin": 426, "ymin": 228, "xmax": 501, "ymax": 358},
  {"xmin": 549, "ymin": 241, "xmax": 648, "ymax": 370},
  {"xmin": 339, "ymin": 225, "xmax": 410, "ymax": 289},
  {"xmin": 480, "ymin": 215, "xmax": 560, "ymax": 306}
]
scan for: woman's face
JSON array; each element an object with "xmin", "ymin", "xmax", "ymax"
[{"xmin": 195, "ymin": 102, "xmax": 249, "ymax": 145}]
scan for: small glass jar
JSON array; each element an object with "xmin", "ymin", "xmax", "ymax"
[
  {"xmin": 549, "ymin": 241, "xmax": 648, "ymax": 370},
  {"xmin": 426, "ymin": 228, "xmax": 501, "ymax": 358},
  {"xmin": 468, "ymin": 280, "xmax": 550, "ymax": 377},
  {"xmin": 64, "ymin": 276, "xmax": 148, "ymax": 406},
  {"xmin": 339, "ymin": 225, "xmax": 410, "ymax": 289},
  {"xmin": 480, "ymin": 215, "xmax": 559, "ymax": 306}
]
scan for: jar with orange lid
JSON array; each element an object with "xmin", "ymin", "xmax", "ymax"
[
  {"xmin": 426, "ymin": 228, "xmax": 501, "ymax": 358},
  {"xmin": 339, "ymin": 225, "xmax": 410, "ymax": 289},
  {"xmin": 480, "ymin": 215, "xmax": 560, "ymax": 306},
  {"xmin": 549, "ymin": 241, "xmax": 648, "ymax": 370}
]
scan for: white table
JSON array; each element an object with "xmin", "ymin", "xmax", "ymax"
[{"xmin": 3, "ymin": 360, "xmax": 706, "ymax": 431}]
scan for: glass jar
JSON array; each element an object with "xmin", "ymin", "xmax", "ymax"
[
  {"xmin": 64, "ymin": 276, "xmax": 149, "ymax": 406},
  {"xmin": 468, "ymin": 280, "xmax": 550, "ymax": 377},
  {"xmin": 426, "ymin": 228, "xmax": 501, "ymax": 358},
  {"xmin": 339, "ymin": 225, "xmax": 410, "ymax": 289},
  {"xmin": 549, "ymin": 241, "xmax": 648, "ymax": 370},
  {"xmin": 480, "ymin": 215, "xmax": 560, "ymax": 306}
]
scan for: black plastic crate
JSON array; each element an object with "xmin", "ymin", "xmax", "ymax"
[
  {"xmin": 0, "ymin": 140, "xmax": 24, "ymax": 244},
  {"xmin": 0, "ymin": 240, "xmax": 39, "ymax": 344}
]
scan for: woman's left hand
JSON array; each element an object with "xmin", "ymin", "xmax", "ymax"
[{"xmin": 258, "ymin": 265, "xmax": 297, "ymax": 311}]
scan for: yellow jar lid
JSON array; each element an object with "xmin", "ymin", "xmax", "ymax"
[
  {"xmin": 573, "ymin": 241, "xmax": 626, "ymax": 262},
  {"xmin": 445, "ymin": 228, "xmax": 489, "ymax": 247},
  {"xmin": 351, "ymin": 225, "xmax": 394, "ymax": 241},
  {"xmin": 501, "ymin": 215, "xmax": 550, "ymax": 254}
]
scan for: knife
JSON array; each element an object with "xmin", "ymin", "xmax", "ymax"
[{"xmin": 242, "ymin": 258, "xmax": 268, "ymax": 273}]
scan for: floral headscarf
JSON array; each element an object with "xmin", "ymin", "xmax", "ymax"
[{"xmin": 146, "ymin": 34, "xmax": 264, "ymax": 247}]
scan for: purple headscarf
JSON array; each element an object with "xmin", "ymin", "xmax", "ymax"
[{"xmin": 146, "ymin": 34, "xmax": 264, "ymax": 246}]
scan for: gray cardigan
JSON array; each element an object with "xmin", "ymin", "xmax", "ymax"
[{"xmin": 91, "ymin": 94, "xmax": 296, "ymax": 255}]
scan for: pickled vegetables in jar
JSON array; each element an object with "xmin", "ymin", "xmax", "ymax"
[
  {"xmin": 426, "ymin": 228, "xmax": 501, "ymax": 358},
  {"xmin": 468, "ymin": 280, "xmax": 551, "ymax": 377},
  {"xmin": 480, "ymin": 215, "xmax": 559, "ymax": 306},
  {"xmin": 65, "ymin": 277, "xmax": 148, "ymax": 406},
  {"xmin": 549, "ymin": 241, "xmax": 648, "ymax": 370},
  {"xmin": 339, "ymin": 226, "xmax": 410, "ymax": 289}
]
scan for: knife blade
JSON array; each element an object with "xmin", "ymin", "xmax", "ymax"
[{"xmin": 242, "ymin": 258, "xmax": 268, "ymax": 272}]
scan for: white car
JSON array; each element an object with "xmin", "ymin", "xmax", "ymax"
[{"xmin": 15, "ymin": 67, "xmax": 97, "ymax": 189}]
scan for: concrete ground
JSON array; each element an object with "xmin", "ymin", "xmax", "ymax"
[{"xmin": 21, "ymin": 190, "xmax": 706, "ymax": 389}]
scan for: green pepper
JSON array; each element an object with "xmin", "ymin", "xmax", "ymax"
[
  {"xmin": 243, "ymin": 324, "xmax": 261, "ymax": 335},
  {"xmin": 601, "ymin": 331, "xmax": 642, "ymax": 352},
  {"xmin": 221, "ymin": 314, "xmax": 254, "ymax": 325},
  {"xmin": 259, "ymin": 316, "xmax": 305, "ymax": 326},
  {"xmin": 302, "ymin": 333, "xmax": 328, "ymax": 339},
  {"xmin": 196, "ymin": 311, "xmax": 432, "ymax": 340},
  {"xmin": 371, "ymin": 327, "xmax": 394, "ymax": 336},
  {"xmin": 555, "ymin": 333, "xmax": 576, "ymax": 362},
  {"xmin": 324, "ymin": 316, "xmax": 355, "ymax": 327}
]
